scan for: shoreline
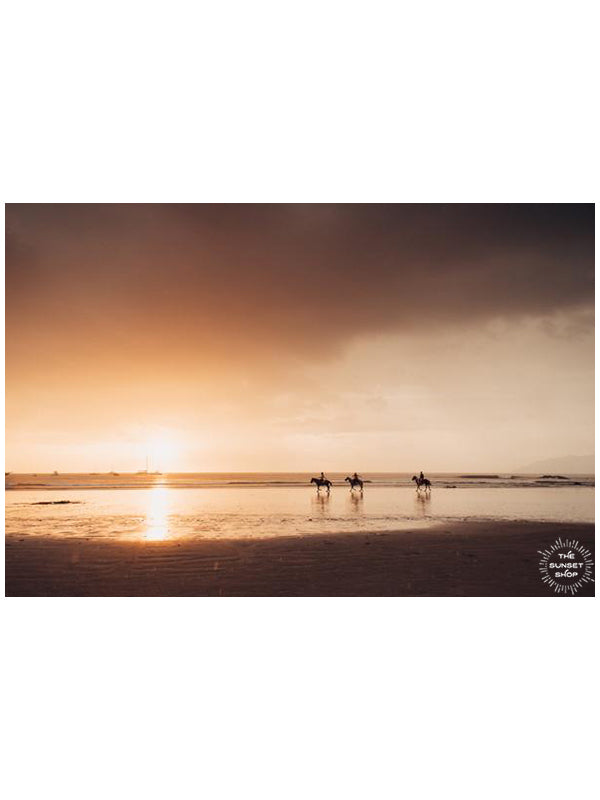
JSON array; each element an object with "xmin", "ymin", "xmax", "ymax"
[{"xmin": 5, "ymin": 521, "xmax": 595, "ymax": 597}]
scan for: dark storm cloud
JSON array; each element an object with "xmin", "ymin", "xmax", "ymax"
[{"xmin": 6, "ymin": 204, "xmax": 594, "ymax": 365}]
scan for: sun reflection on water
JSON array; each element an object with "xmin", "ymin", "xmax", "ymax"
[{"xmin": 145, "ymin": 487, "xmax": 170, "ymax": 540}]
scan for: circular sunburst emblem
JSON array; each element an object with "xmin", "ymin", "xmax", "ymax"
[{"xmin": 538, "ymin": 537, "xmax": 594, "ymax": 595}]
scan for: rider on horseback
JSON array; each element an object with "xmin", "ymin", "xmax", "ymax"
[{"xmin": 412, "ymin": 471, "xmax": 432, "ymax": 492}]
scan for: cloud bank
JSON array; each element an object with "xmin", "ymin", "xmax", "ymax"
[{"xmin": 6, "ymin": 204, "xmax": 594, "ymax": 371}]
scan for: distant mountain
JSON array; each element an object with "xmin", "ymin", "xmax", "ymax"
[{"xmin": 519, "ymin": 454, "xmax": 595, "ymax": 474}]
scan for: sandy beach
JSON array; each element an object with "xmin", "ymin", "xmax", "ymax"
[{"xmin": 5, "ymin": 521, "xmax": 594, "ymax": 597}]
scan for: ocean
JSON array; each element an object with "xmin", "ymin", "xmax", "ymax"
[
  {"xmin": 5, "ymin": 472, "xmax": 595, "ymax": 541},
  {"xmin": 4, "ymin": 471, "xmax": 595, "ymax": 491}
]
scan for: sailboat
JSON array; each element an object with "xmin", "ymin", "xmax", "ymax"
[
  {"xmin": 136, "ymin": 455, "xmax": 149, "ymax": 475},
  {"xmin": 136, "ymin": 456, "xmax": 161, "ymax": 475}
]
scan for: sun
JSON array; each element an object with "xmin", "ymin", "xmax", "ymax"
[{"xmin": 146, "ymin": 434, "xmax": 180, "ymax": 473}]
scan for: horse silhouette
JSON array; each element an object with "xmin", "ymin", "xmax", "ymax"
[
  {"xmin": 345, "ymin": 476, "xmax": 364, "ymax": 491},
  {"xmin": 311, "ymin": 477, "xmax": 333, "ymax": 492},
  {"xmin": 412, "ymin": 475, "xmax": 432, "ymax": 492}
]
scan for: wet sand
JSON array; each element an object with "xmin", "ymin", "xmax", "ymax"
[{"xmin": 5, "ymin": 521, "xmax": 594, "ymax": 596}]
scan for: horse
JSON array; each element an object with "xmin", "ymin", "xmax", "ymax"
[
  {"xmin": 311, "ymin": 477, "xmax": 333, "ymax": 492},
  {"xmin": 412, "ymin": 475, "xmax": 432, "ymax": 492},
  {"xmin": 345, "ymin": 476, "xmax": 364, "ymax": 491}
]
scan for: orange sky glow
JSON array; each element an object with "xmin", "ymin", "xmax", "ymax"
[{"xmin": 5, "ymin": 204, "xmax": 594, "ymax": 473}]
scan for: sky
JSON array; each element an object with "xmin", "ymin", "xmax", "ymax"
[{"xmin": 5, "ymin": 204, "xmax": 595, "ymax": 473}]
